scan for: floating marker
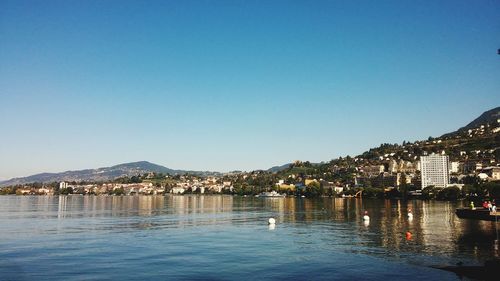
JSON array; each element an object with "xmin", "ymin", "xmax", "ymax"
[
  {"xmin": 406, "ymin": 231, "xmax": 412, "ymax": 240},
  {"xmin": 363, "ymin": 211, "xmax": 370, "ymax": 221},
  {"xmin": 408, "ymin": 208, "xmax": 413, "ymax": 217}
]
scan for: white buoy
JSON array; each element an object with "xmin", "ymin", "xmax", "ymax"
[
  {"xmin": 268, "ymin": 218, "xmax": 276, "ymax": 225},
  {"xmin": 363, "ymin": 211, "xmax": 370, "ymax": 221}
]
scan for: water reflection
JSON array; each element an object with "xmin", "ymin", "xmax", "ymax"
[
  {"xmin": 54, "ymin": 196, "xmax": 500, "ymax": 260},
  {"xmin": 0, "ymin": 195, "xmax": 498, "ymax": 265}
]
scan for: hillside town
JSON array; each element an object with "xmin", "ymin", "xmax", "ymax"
[{"xmin": 2, "ymin": 115, "xmax": 499, "ymax": 199}]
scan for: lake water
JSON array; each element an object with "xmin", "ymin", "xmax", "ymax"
[{"xmin": 0, "ymin": 195, "xmax": 498, "ymax": 280}]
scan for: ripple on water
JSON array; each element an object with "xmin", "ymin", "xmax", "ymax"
[{"xmin": 0, "ymin": 196, "xmax": 493, "ymax": 280}]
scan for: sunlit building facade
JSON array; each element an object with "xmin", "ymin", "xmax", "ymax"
[{"xmin": 420, "ymin": 154, "xmax": 449, "ymax": 188}]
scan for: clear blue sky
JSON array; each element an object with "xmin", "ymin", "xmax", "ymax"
[{"xmin": 1, "ymin": 0, "xmax": 499, "ymax": 180}]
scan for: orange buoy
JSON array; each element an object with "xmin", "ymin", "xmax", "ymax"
[{"xmin": 406, "ymin": 231, "xmax": 412, "ymax": 240}]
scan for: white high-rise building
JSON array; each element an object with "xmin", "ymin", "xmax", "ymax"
[{"xmin": 420, "ymin": 154, "xmax": 449, "ymax": 188}]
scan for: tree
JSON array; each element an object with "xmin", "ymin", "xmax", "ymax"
[
  {"xmin": 462, "ymin": 176, "xmax": 479, "ymax": 185},
  {"xmin": 461, "ymin": 184, "xmax": 482, "ymax": 198},
  {"xmin": 483, "ymin": 181, "xmax": 500, "ymax": 198},
  {"xmin": 422, "ymin": 186, "xmax": 437, "ymax": 199},
  {"xmin": 399, "ymin": 183, "xmax": 411, "ymax": 200},
  {"xmin": 60, "ymin": 187, "xmax": 73, "ymax": 195},
  {"xmin": 111, "ymin": 187, "xmax": 125, "ymax": 196},
  {"xmin": 436, "ymin": 186, "xmax": 461, "ymax": 201},
  {"xmin": 363, "ymin": 187, "xmax": 385, "ymax": 198},
  {"xmin": 305, "ymin": 181, "xmax": 323, "ymax": 197},
  {"xmin": 130, "ymin": 176, "xmax": 142, "ymax": 183},
  {"xmin": 0, "ymin": 187, "xmax": 15, "ymax": 195}
]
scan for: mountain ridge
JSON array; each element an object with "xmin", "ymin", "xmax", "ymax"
[
  {"xmin": 0, "ymin": 161, "xmax": 219, "ymax": 187},
  {"xmin": 442, "ymin": 106, "xmax": 499, "ymax": 138}
]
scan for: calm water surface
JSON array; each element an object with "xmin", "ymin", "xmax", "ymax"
[{"xmin": 0, "ymin": 195, "xmax": 498, "ymax": 280}]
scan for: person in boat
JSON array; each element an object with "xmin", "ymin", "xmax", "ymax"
[
  {"xmin": 487, "ymin": 201, "xmax": 492, "ymax": 211},
  {"xmin": 482, "ymin": 201, "xmax": 488, "ymax": 209},
  {"xmin": 470, "ymin": 201, "xmax": 475, "ymax": 210}
]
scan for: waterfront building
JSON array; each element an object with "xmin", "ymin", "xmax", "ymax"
[
  {"xmin": 59, "ymin": 182, "xmax": 68, "ymax": 189},
  {"xmin": 305, "ymin": 179, "xmax": 319, "ymax": 186},
  {"xmin": 420, "ymin": 154, "xmax": 449, "ymax": 189},
  {"xmin": 371, "ymin": 172, "xmax": 397, "ymax": 188},
  {"xmin": 362, "ymin": 165, "xmax": 385, "ymax": 177},
  {"xmin": 171, "ymin": 187, "xmax": 186, "ymax": 194},
  {"xmin": 481, "ymin": 166, "xmax": 500, "ymax": 180},
  {"xmin": 450, "ymin": 162, "xmax": 460, "ymax": 174},
  {"xmin": 490, "ymin": 167, "xmax": 500, "ymax": 180},
  {"xmin": 389, "ymin": 160, "xmax": 417, "ymax": 174}
]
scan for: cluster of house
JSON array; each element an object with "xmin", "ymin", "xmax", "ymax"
[
  {"xmin": 12, "ymin": 121, "xmax": 500, "ymax": 196},
  {"xmin": 355, "ymin": 159, "xmax": 418, "ymax": 188},
  {"xmin": 273, "ymin": 151, "xmax": 499, "ymax": 195},
  {"xmin": 16, "ymin": 186, "xmax": 55, "ymax": 195},
  {"xmin": 15, "ymin": 176, "xmax": 235, "ymax": 196},
  {"xmin": 170, "ymin": 177, "xmax": 233, "ymax": 194},
  {"xmin": 275, "ymin": 178, "xmax": 345, "ymax": 194},
  {"xmin": 16, "ymin": 153, "xmax": 498, "ymax": 196},
  {"xmin": 349, "ymin": 120, "xmax": 499, "ymax": 191},
  {"xmin": 16, "ymin": 182, "xmax": 165, "ymax": 196},
  {"xmin": 349, "ymin": 154, "xmax": 499, "ymax": 191},
  {"xmin": 464, "ymin": 123, "xmax": 499, "ymax": 137}
]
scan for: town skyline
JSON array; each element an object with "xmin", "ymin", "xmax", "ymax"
[
  {"xmin": 1, "ymin": 1, "xmax": 499, "ymax": 180},
  {"xmin": 1, "ymin": 104, "xmax": 497, "ymax": 186}
]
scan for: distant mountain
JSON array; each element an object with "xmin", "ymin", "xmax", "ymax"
[
  {"xmin": 267, "ymin": 163, "xmax": 292, "ymax": 173},
  {"xmin": 0, "ymin": 161, "xmax": 218, "ymax": 187},
  {"xmin": 442, "ymin": 106, "xmax": 499, "ymax": 137}
]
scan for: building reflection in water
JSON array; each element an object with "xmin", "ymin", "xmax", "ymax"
[
  {"xmin": 57, "ymin": 196, "xmax": 67, "ymax": 219},
  {"xmin": 48, "ymin": 195, "xmax": 499, "ymax": 261},
  {"xmin": 257, "ymin": 196, "xmax": 500, "ymax": 261}
]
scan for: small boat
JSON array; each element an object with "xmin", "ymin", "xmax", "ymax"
[
  {"xmin": 256, "ymin": 191, "xmax": 286, "ymax": 198},
  {"xmin": 432, "ymin": 259, "xmax": 500, "ymax": 280},
  {"xmin": 455, "ymin": 207, "xmax": 500, "ymax": 221}
]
